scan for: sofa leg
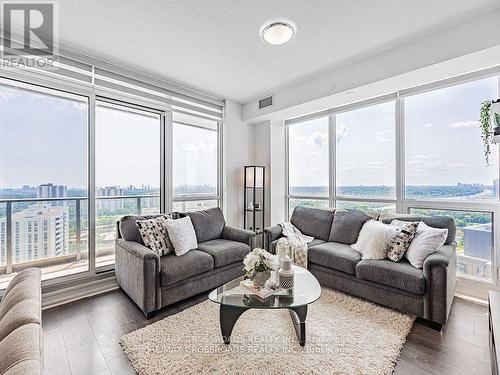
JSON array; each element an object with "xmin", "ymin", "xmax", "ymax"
[
  {"xmin": 144, "ymin": 311, "xmax": 155, "ymax": 320},
  {"xmin": 428, "ymin": 321, "xmax": 443, "ymax": 331}
]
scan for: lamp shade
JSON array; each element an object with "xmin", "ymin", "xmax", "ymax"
[{"xmin": 245, "ymin": 166, "xmax": 264, "ymax": 188}]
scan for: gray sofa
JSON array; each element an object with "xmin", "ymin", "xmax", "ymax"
[
  {"xmin": 115, "ymin": 207, "xmax": 255, "ymax": 318},
  {"xmin": 0, "ymin": 268, "xmax": 42, "ymax": 375},
  {"xmin": 264, "ymin": 206, "xmax": 457, "ymax": 328}
]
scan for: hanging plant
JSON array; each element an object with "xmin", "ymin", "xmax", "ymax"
[{"xmin": 479, "ymin": 100, "xmax": 492, "ymax": 166}]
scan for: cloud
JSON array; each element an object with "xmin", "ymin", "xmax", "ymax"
[
  {"xmin": 336, "ymin": 124, "xmax": 347, "ymax": 143},
  {"xmin": 449, "ymin": 120, "xmax": 478, "ymax": 129},
  {"xmin": 424, "ymin": 123, "xmax": 433, "ymax": 128},
  {"xmin": 373, "ymin": 131, "xmax": 391, "ymax": 142},
  {"xmin": 310, "ymin": 131, "xmax": 327, "ymax": 147}
]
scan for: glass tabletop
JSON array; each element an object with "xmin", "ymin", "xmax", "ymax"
[{"xmin": 208, "ymin": 266, "xmax": 321, "ymax": 309}]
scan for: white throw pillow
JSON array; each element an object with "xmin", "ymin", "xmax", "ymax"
[
  {"xmin": 404, "ymin": 221, "xmax": 448, "ymax": 268},
  {"xmin": 165, "ymin": 217, "xmax": 198, "ymax": 256},
  {"xmin": 351, "ymin": 220, "xmax": 397, "ymax": 260}
]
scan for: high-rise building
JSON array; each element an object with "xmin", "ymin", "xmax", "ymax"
[
  {"xmin": 0, "ymin": 205, "xmax": 69, "ymax": 264},
  {"xmin": 37, "ymin": 183, "xmax": 68, "ymax": 206},
  {"xmin": 97, "ymin": 186, "xmax": 124, "ymax": 211},
  {"xmin": 457, "ymin": 223, "xmax": 493, "ymax": 279}
]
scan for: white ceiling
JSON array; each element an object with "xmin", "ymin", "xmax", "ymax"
[{"xmin": 45, "ymin": 0, "xmax": 500, "ymax": 102}]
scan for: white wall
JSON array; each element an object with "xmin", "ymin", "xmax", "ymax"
[
  {"xmin": 223, "ymin": 100, "xmax": 254, "ymax": 227},
  {"xmin": 252, "ymin": 122, "xmax": 271, "ymax": 228},
  {"xmin": 269, "ymin": 120, "xmax": 286, "ymax": 225},
  {"xmin": 249, "ymin": 120, "xmax": 287, "ymax": 228}
]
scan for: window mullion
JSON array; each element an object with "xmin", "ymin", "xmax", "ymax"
[
  {"xmin": 160, "ymin": 113, "xmax": 166, "ymax": 214},
  {"xmin": 89, "ymin": 92, "xmax": 96, "ymax": 275},
  {"xmin": 217, "ymin": 120, "xmax": 223, "ymax": 211},
  {"xmin": 396, "ymin": 96, "xmax": 405, "ymax": 213},
  {"xmin": 285, "ymin": 124, "xmax": 290, "ymax": 219},
  {"xmin": 329, "ymin": 114, "xmax": 336, "ymax": 209},
  {"xmin": 165, "ymin": 110, "xmax": 173, "ymax": 212}
]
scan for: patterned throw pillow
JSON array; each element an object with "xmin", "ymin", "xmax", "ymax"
[
  {"xmin": 136, "ymin": 216, "xmax": 172, "ymax": 256},
  {"xmin": 386, "ymin": 222, "xmax": 419, "ymax": 262}
]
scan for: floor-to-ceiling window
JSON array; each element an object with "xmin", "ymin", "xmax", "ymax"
[
  {"xmin": 287, "ymin": 116, "xmax": 329, "ymax": 215},
  {"xmin": 172, "ymin": 112, "xmax": 221, "ymax": 212},
  {"xmin": 335, "ymin": 101, "xmax": 397, "ymax": 215},
  {"xmin": 287, "ymin": 72, "xmax": 500, "ymax": 284},
  {"xmin": 95, "ymin": 100, "xmax": 162, "ymax": 267},
  {"xmin": 0, "ymin": 60, "xmax": 224, "ymax": 289},
  {"xmin": 404, "ymin": 77, "xmax": 499, "ymax": 280},
  {"xmin": 0, "ymin": 80, "xmax": 89, "ymax": 283}
]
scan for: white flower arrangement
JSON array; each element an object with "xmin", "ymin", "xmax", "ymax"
[{"xmin": 243, "ymin": 248, "xmax": 278, "ymax": 279}]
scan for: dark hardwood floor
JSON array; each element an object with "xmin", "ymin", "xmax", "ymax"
[{"xmin": 42, "ymin": 290, "xmax": 491, "ymax": 375}]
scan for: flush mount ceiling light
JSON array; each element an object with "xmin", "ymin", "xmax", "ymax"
[{"xmin": 261, "ymin": 21, "xmax": 295, "ymax": 45}]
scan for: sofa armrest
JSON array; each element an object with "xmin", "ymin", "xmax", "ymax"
[
  {"xmin": 263, "ymin": 225, "xmax": 283, "ymax": 252},
  {"xmin": 422, "ymin": 242, "xmax": 457, "ymax": 325},
  {"xmin": 116, "ymin": 238, "xmax": 159, "ymax": 262},
  {"xmin": 222, "ymin": 226, "xmax": 256, "ymax": 249},
  {"xmin": 115, "ymin": 239, "xmax": 160, "ymax": 315}
]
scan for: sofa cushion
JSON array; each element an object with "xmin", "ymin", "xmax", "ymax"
[
  {"xmin": 290, "ymin": 207, "xmax": 335, "ymax": 241},
  {"xmin": 308, "ymin": 242, "xmax": 362, "ymax": 275},
  {"xmin": 197, "ymin": 239, "xmax": 250, "ymax": 268},
  {"xmin": 0, "ymin": 323, "xmax": 42, "ymax": 375},
  {"xmin": 355, "ymin": 259, "xmax": 426, "ymax": 295},
  {"xmin": 160, "ymin": 250, "xmax": 214, "ymax": 286},
  {"xmin": 381, "ymin": 215, "xmax": 456, "ymax": 245},
  {"xmin": 270, "ymin": 238, "xmax": 325, "ymax": 253},
  {"xmin": 329, "ymin": 209, "xmax": 371, "ymax": 244},
  {"xmin": 186, "ymin": 207, "xmax": 226, "ymax": 243},
  {"xmin": 0, "ymin": 276, "xmax": 41, "ymax": 321},
  {"xmin": 2, "ymin": 268, "xmax": 41, "ymax": 298},
  {"xmin": 0, "ymin": 299, "xmax": 41, "ymax": 343}
]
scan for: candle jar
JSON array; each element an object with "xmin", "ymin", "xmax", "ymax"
[{"xmin": 278, "ymin": 255, "xmax": 294, "ymax": 290}]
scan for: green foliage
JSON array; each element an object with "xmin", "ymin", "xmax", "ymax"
[
  {"xmin": 479, "ymin": 100, "xmax": 492, "ymax": 166},
  {"xmin": 495, "ymin": 112, "xmax": 500, "ymax": 127}
]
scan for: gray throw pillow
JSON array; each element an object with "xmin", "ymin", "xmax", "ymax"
[
  {"xmin": 329, "ymin": 210, "xmax": 371, "ymax": 245},
  {"xmin": 386, "ymin": 222, "xmax": 418, "ymax": 262}
]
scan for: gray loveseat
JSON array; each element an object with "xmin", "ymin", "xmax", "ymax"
[
  {"xmin": 115, "ymin": 207, "xmax": 255, "ymax": 318},
  {"xmin": 264, "ymin": 206, "xmax": 457, "ymax": 328}
]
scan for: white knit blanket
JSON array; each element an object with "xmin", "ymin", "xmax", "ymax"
[{"xmin": 277, "ymin": 222, "xmax": 314, "ymax": 268}]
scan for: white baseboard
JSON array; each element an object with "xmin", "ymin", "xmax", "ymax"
[
  {"xmin": 42, "ymin": 275, "xmax": 119, "ymax": 309},
  {"xmin": 454, "ymin": 292, "xmax": 488, "ymax": 306}
]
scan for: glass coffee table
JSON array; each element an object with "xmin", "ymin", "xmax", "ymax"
[{"xmin": 209, "ymin": 266, "xmax": 321, "ymax": 346}]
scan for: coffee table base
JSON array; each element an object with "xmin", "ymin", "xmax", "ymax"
[{"xmin": 219, "ymin": 305, "xmax": 308, "ymax": 346}]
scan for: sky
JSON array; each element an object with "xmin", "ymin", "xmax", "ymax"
[
  {"xmin": 289, "ymin": 76, "xmax": 499, "ymax": 188},
  {"xmin": 1, "ymin": 76, "xmax": 498, "ymax": 192},
  {"xmin": 0, "ymin": 84, "xmax": 217, "ymax": 190}
]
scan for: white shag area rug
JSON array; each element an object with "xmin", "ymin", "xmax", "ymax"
[{"xmin": 120, "ymin": 288, "xmax": 415, "ymax": 375}]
